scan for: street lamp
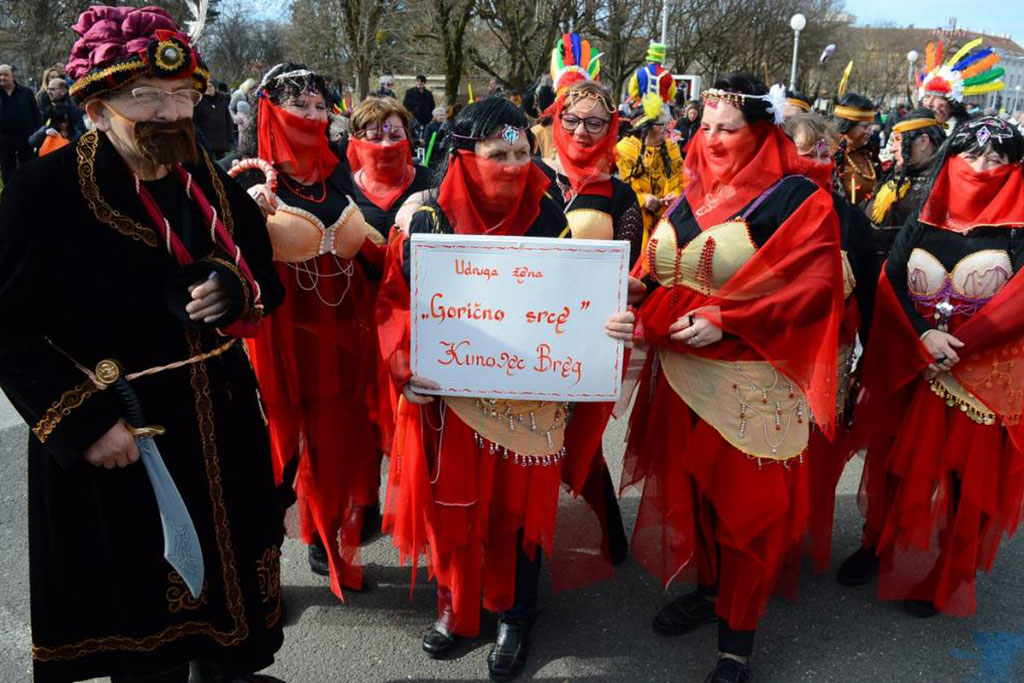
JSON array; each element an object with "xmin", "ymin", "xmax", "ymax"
[
  {"xmin": 906, "ymin": 50, "xmax": 918, "ymax": 105},
  {"xmin": 789, "ymin": 13, "xmax": 806, "ymax": 91},
  {"xmin": 1016, "ymin": 84, "xmax": 1021, "ymax": 113}
]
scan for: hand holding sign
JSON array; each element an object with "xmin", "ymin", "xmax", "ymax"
[{"xmin": 409, "ymin": 234, "xmax": 630, "ymax": 402}]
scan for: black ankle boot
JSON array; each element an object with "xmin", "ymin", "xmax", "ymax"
[
  {"xmin": 704, "ymin": 657, "xmax": 752, "ymax": 683},
  {"xmin": 487, "ymin": 617, "xmax": 533, "ymax": 681},
  {"xmin": 652, "ymin": 591, "xmax": 717, "ymax": 635},
  {"xmin": 421, "ymin": 622, "xmax": 462, "ymax": 659},
  {"xmin": 307, "ymin": 540, "xmax": 330, "ymax": 577},
  {"xmin": 360, "ymin": 503, "xmax": 382, "ymax": 545},
  {"xmin": 903, "ymin": 599, "xmax": 939, "ymax": 618},
  {"xmin": 837, "ymin": 547, "xmax": 879, "ymax": 586}
]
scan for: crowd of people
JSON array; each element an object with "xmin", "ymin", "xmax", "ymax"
[{"xmin": 1, "ymin": 6, "xmax": 1024, "ymax": 683}]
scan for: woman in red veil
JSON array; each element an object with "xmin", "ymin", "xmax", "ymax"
[
  {"xmin": 234, "ymin": 64, "xmax": 382, "ymax": 599},
  {"xmin": 621, "ymin": 73, "xmax": 844, "ymax": 682},
  {"xmin": 837, "ymin": 116, "xmax": 1024, "ymax": 619},
  {"xmin": 377, "ymin": 97, "xmax": 634, "ymax": 682}
]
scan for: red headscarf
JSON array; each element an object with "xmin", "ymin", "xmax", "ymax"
[
  {"xmin": 918, "ymin": 155, "xmax": 1024, "ymax": 232},
  {"xmin": 346, "ymin": 136, "xmax": 415, "ymax": 210},
  {"xmin": 551, "ymin": 94, "xmax": 619, "ymax": 198},
  {"xmin": 683, "ymin": 119, "xmax": 807, "ymax": 229},
  {"xmin": 257, "ymin": 97, "xmax": 339, "ymax": 180},
  {"xmin": 438, "ymin": 151, "xmax": 551, "ymax": 236}
]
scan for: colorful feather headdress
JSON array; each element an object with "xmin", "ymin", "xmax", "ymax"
[
  {"xmin": 918, "ymin": 38, "xmax": 1005, "ymax": 102},
  {"xmin": 550, "ymin": 32, "xmax": 602, "ymax": 95}
]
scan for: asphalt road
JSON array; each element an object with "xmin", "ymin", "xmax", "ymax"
[{"xmin": 2, "ymin": 391, "xmax": 1024, "ymax": 683}]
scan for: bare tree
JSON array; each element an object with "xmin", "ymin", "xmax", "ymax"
[
  {"xmin": 204, "ymin": 1, "xmax": 287, "ymax": 86},
  {"xmin": 423, "ymin": 0, "xmax": 477, "ymax": 105}
]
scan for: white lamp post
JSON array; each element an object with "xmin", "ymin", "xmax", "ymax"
[
  {"xmin": 1016, "ymin": 84, "xmax": 1021, "ymax": 113},
  {"xmin": 789, "ymin": 13, "xmax": 806, "ymax": 91},
  {"xmin": 906, "ymin": 50, "xmax": 918, "ymax": 105}
]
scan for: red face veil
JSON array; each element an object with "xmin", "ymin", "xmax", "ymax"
[
  {"xmin": 552, "ymin": 93, "xmax": 619, "ymax": 197},
  {"xmin": 257, "ymin": 97, "xmax": 339, "ymax": 179}
]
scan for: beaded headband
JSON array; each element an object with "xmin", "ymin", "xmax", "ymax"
[
  {"xmin": 563, "ymin": 89, "xmax": 615, "ymax": 115},
  {"xmin": 452, "ymin": 124, "xmax": 527, "ymax": 146},
  {"xmin": 700, "ymin": 84, "xmax": 787, "ymax": 125},
  {"xmin": 951, "ymin": 116, "xmax": 1016, "ymax": 150}
]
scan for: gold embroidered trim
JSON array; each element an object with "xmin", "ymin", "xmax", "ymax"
[
  {"xmin": 32, "ymin": 330, "xmax": 250, "ymax": 662},
  {"xmin": 166, "ymin": 571, "xmax": 207, "ymax": 614},
  {"xmin": 31, "ymin": 379, "xmax": 98, "ymax": 443},
  {"xmin": 70, "ymin": 60, "xmax": 149, "ymax": 98},
  {"xmin": 929, "ymin": 379, "xmax": 998, "ymax": 426},
  {"xmin": 76, "ymin": 131, "xmax": 159, "ymax": 247},
  {"xmin": 256, "ymin": 546, "xmax": 283, "ymax": 628},
  {"xmin": 203, "ymin": 149, "xmax": 236, "ymax": 237}
]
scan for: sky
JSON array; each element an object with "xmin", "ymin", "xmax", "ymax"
[{"xmin": 843, "ymin": 0, "xmax": 1024, "ymax": 46}]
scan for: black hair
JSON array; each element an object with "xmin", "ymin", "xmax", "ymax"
[
  {"xmin": 239, "ymin": 62, "xmax": 329, "ymax": 159},
  {"xmin": 431, "ymin": 96, "xmax": 529, "ymax": 187},
  {"xmin": 710, "ymin": 72, "xmax": 772, "ymax": 124},
  {"xmin": 536, "ymin": 84, "xmax": 555, "ymax": 115},
  {"xmin": 835, "ymin": 93, "xmax": 875, "ymax": 133},
  {"xmin": 416, "ymin": 74, "xmax": 427, "ymax": 82},
  {"xmin": 216, "ymin": 80, "xmax": 229, "ymax": 94}
]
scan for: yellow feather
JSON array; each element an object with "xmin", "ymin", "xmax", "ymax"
[
  {"xmin": 838, "ymin": 60, "xmax": 853, "ymax": 97},
  {"xmin": 946, "ymin": 37, "xmax": 983, "ymax": 68},
  {"xmin": 963, "ymin": 80, "xmax": 1005, "ymax": 96},
  {"xmin": 925, "ymin": 43, "xmax": 937, "ymax": 72}
]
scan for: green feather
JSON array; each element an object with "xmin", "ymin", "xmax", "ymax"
[{"xmin": 963, "ymin": 67, "xmax": 1005, "ymax": 87}]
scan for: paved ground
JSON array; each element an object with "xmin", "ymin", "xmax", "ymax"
[{"xmin": 2, "ymin": 390, "xmax": 1024, "ymax": 682}]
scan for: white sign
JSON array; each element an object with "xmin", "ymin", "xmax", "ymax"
[{"xmin": 409, "ymin": 234, "xmax": 629, "ymax": 402}]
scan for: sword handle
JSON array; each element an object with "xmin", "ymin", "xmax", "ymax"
[{"xmin": 111, "ymin": 376, "xmax": 146, "ymax": 429}]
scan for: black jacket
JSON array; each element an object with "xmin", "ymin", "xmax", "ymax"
[
  {"xmin": 0, "ymin": 83, "xmax": 42, "ymax": 140},
  {"xmin": 403, "ymin": 86, "xmax": 436, "ymax": 125},
  {"xmin": 193, "ymin": 91, "xmax": 235, "ymax": 154}
]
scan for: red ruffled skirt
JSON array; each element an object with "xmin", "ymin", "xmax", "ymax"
[
  {"xmin": 250, "ymin": 256, "xmax": 382, "ymax": 597},
  {"xmin": 621, "ymin": 357, "xmax": 812, "ymax": 630},
  {"xmin": 385, "ymin": 397, "xmax": 614, "ymax": 636},
  {"xmin": 859, "ymin": 380, "xmax": 1024, "ymax": 614}
]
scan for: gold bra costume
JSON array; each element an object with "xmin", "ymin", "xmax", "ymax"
[
  {"xmin": 908, "ymin": 247, "xmax": 1011, "ymax": 426},
  {"xmin": 645, "ymin": 216, "xmax": 813, "ymax": 462},
  {"xmin": 264, "ymin": 200, "xmax": 385, "ymax": 263}
]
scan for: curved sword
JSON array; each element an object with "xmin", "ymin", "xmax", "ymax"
[{"xmin": 99, "ymin": 360, "xmax": 204, "ymax": 599}]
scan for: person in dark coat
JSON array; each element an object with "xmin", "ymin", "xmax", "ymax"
[
  {"xmin": 0, "ymin": 7, "xmax": 286, "ymax": 683},
  {"xmin": 402, "ymin": 74, "xmax": 436, "ymax": 141},
  {"xmin": 30, "ymin": 74, "xmax": 87, "ymax": 152},
  {"xmin": 194, "ymin": 80, "xmax": 235, "ymax": 159},
  {"xmin": 0, "ymin": 64, "xmax": 42, "ymax": 182}
]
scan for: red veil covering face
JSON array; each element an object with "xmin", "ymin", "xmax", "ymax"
[
  {"xmin": 622, "ymin": 119, "xmax": 844, "ymax": 625},
  {"xmin": 248, "ymin": 92, "xmax": 380, "ymax": 600},
  {"xmin": 551, "ymin": 93, "xmax": 620, "ymax": 198},
  {"xmin": 852, "ymin": 160, "xmax": 1024, "ymax": 614},
  {"xmin": 257, "ymin": 96, "xmax": 339, "ymax": 180},
  {"xmin": 346, "ymin": 135, "xmax": 415, "ymax": 211}
]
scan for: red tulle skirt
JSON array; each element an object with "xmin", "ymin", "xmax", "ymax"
[
  {"xmin": 805, "ymin": 423, "xmax": 852, "ymax": 573},
  {"xmin": 384, "ymin": 398, "xmax": 612, "ymax": 637},
  {"xmin": 249, "ymin": 256, "xmax": 382, "ymax": 597},
  {"xmin": 859, "ymin": 380, "xmax": 1024, "ymax": 614},
  {"xmin": 621, "ymin": 359, "xmax": 813, "ymax": 631}
]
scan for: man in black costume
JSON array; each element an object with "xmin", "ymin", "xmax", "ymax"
[{"xmin": 0, "ymin": 6, "xmax": 286, "ymax": 682}]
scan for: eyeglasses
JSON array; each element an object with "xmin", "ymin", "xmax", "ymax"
[
  {"xmin": 119, "ymin": 87, "xmax": 203, "ymax": 108},
  {"xmin": 559, "ymin": 113, "xmax": 610, "ymax": 134},
  {"xmin": 356, "ymin": 123, "xmax": 407, "ymax": 143}
]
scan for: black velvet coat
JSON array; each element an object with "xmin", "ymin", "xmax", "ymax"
[{"xmin": 0, "ymin": 130, "xmax": 286, "ymax": 682}]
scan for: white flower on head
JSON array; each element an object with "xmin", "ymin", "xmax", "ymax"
[{"xmin": 763, "ymin": 84, "xmax": 787, "ymax": 125}]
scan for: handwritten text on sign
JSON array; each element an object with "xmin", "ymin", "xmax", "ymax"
[{"xmin": 410, "ymin": 234, "xmax": 628, "ymax": 402}]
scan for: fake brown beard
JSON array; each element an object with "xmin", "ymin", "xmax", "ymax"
[{"xmin": 133, "ymin": 118, "xmax": 199, "ymax": 165}]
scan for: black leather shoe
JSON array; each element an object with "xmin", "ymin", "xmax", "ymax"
[
  {"xmin": 605, "ymin": 500, "xmax": 629, "ymax": 566},
  {"xmin": 307, "ymin": 541, "xmax": 330, "ymax": 577},
  {"xmin": 422, "ymin": 623, "xmax": 461, "ymax": 659},
  {"xmin": 487, "ymin": 618, "xmax": 532, "ymax": 682},
  {"xmin": 837, "ymin": 547, "xmax": 879, "ymax": 586},
  {"xmin": 704, "ymin": 657, "xmax": 752, "ymax": 683},
  {"xmin": 903, "ymin": 599, "xmax": 939, "ymax": 618},
  {"xmin": 652, "ymin": 591, "xmax": 717, "ymax": 635}
]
